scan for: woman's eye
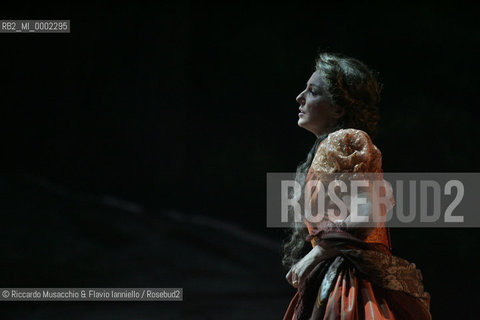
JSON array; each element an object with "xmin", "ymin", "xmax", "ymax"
[{"xmin": 309, "ymin": 89, "xmax": 318, "ymax": 95}]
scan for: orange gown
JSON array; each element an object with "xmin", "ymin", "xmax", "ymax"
[{"xmin": 283, "ymin": 129, "xmax": 431, "ymax": 320}]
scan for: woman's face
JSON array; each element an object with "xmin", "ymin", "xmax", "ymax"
[{"xmin": 296, "ymin": 71, "xmax": 342, "ymax": 137}]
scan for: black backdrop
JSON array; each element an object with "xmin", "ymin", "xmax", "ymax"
[{"xmin": 1, "ymin": 2, "xmax": 479, "ymax": 319}]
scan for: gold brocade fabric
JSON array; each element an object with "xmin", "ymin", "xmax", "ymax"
[
  {"xmin": 311, "ymin": 129, "xmax": 382, "ymax": 175},
  {"xmin": 284, "ymin": 129, "xmax": 431, "ymax": 320},
  {"xmin": 364, "ymin": 226, "xmax": 391, "ymax": 249},
  {"xmin": 305, "ymin": 128, "xmax": 392, "ymax": 250},
  {"xmin": 308, "ymin": 226, "xmax": 391, "ymax": 251}
]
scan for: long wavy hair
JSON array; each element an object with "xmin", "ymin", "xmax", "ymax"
[{"xmin": 282, "ymin": 52, "xmax": 382, "ymax": 268}]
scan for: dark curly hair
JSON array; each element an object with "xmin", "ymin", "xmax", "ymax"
[{"xmin": 282, "ymin": 52, "xmax": 382, "ymax": 268}]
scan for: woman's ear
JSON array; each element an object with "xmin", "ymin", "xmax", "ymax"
[{"xmin": 331, "ymin": 106, "xmax": 346, "ymax": 119}]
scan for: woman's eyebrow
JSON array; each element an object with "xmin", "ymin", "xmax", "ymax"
[{"xmin": 306, "ymin": 83, "xmax": 321, "ymax": 89}]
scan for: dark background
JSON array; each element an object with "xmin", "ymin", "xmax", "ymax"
[{"xmin": 0, "ymin": 1, "xmax": 478, "ymax": 319}]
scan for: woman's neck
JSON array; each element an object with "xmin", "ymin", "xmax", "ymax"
[{"xmin": 314, "ymin": 122, "xmax": 344, "ymax": 138}]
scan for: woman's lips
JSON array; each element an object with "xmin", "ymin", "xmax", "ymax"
[{"xmin": 298, "ymin": 109, "xmax": 305, "ymax": 117}]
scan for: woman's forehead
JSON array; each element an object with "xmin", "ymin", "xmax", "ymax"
[{"xmin": 307, "ymin": 71, "xmax": 326, "ymax": 87}]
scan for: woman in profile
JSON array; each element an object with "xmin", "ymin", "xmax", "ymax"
[{"xmin": 282, "ymin": 52, "xmax": 431, "ymax": 320}]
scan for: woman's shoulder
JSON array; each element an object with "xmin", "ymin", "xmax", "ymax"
[
  {"xmin": 325, "ymin": 128, "xmax": 372, "ymax": 145},
  {"xmin": 312, "ymin": 128, "xmax": 382, "ymax": 173}
]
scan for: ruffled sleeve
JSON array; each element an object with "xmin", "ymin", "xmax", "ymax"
[
  {"xmin": 303, "ymin": 129, "xmax": 393, "ymax": 249},
  {"xmin": 311, "ymin": 128, "xmax": 382, "ymax": 175}
]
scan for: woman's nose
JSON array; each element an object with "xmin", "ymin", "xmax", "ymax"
[{"xmin": 296, "ymin": 91, "xmax": 305, "ymax": 105}]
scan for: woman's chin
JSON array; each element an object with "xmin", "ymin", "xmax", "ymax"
[{"xmin": 297, "ymin": 119, "xmax": 307, "ymax": 129}]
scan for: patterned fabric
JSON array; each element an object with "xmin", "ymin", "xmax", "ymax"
[
  {"xmin": 284, "ymin": 128, "xmax": 431, "ymax": 320},
  {"xmin": 363, "ymin": 227, "xmax": 391, "ymax": 250},
  {"xmin": 283, "ymin": 247, "xmax": 432, "ymax": 320},
  {"xmin": 311, "ymin": 129, "xmax": 382, "ymax": 175},
  {"xmin": 342, "ymin": 248, "xmax": 431, "ymax": 310},
  {"xmin": 304, "ymin": 128, "xmax": 393, "ymax": 249}
]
